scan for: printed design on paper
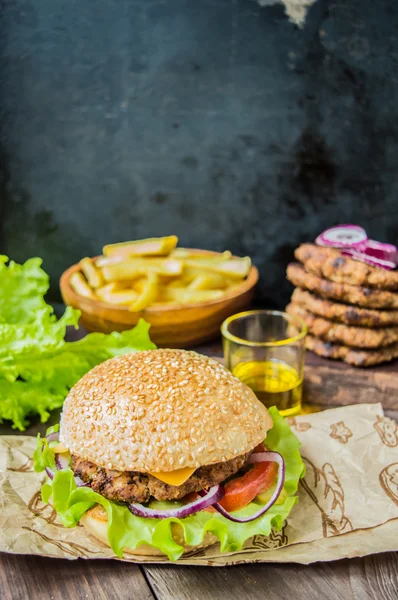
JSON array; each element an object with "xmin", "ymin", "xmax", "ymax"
[
  {"xmin": 7, "ymin": 458, "xmax": 33, "ymax": 473},
  {"xmin": 374, "ymin": 415, "xmax": 398, "ymax": 448},
  {"xmin": 22, "ymin": 526, "xmax": 104, "ymax": 559},
  {"xmin": 329, "ymin": 421, "xmax": 353, "ymax": 444},
  {"xmin": 300, "ymin": 457, "xmax": 353, "ymax": 537},
  {"xmin": 249, "ymin": 522, "xmax": 289, "ymax": 550},
  {"xmin": 27, "ymin": 490, "xmax": 67, "ymax": 528},
  {"xmin": 379, "ymin": 463, "xmax": 398, "ymax": 507},
  {"xmin": 178, "ymin": 546, "xmax": 209, "ymax": 559},
  {"xmin": 204, "ymin": 522, "xmax": 290, "ymax": 565},
  {"xmin": 287, "ymin": 417, "xmax": 312, "ymax": 432}
]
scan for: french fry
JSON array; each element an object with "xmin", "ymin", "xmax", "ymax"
[
  {"xmin": 101, "ymin": 264, "xmax": 143, "ymax": 283},
  {"xmin": 93, "ymin": 280, "xmax": 128, "ymax": 293},
  {"xmin": 172, "ymin": 249, "xmax": 232, "ymax": 260},
  {"xmin": 95, "ymin": 255, "xmax": 125, "ymax": 267},
  {"xmin": 129, "ymin": 272, "xmax": 159, "ymax": 312},
  {"xmin": 97, "ymin": 286, "xmax": 138, "ymax": 306},
  {"xmin": 80, "ymin": 257, "xmax": 104, "ymax": 288},
  {"xmin": 184, "ymin": 257, "xmax": 251, "ymax": 279},
  {"xmin": 101, "ymin": 258, "xmax": 183, "ymax": 282},
  {"xmin": 166, "ymin": 278, "xmax": 191, "ymax": 289},
  {"xmin": 96, "ymin": 282, "xmax": 124, "ymax": 294},
  {"xmin": 69, "ymin": 272, "xmax": 97, "ymax": 300},
  {"xmin": 188, "ymin": 273, "xmax": 229, "ymax": 290},
  {"xmin": 103, "ymin": 236, "xmax": 178, "ymax": 258},
  {"xmin": 164, "ymin": 288, "xmax": 224, "ymax": 304}
]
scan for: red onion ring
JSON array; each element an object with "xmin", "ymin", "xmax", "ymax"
[
  {"xmin": 342, "ymin": 249, "xmax": 396, "ymax": 270},
  {"xmin": 365, "ymin": 239, "xmax": 397, "ymax": 262},
  {"xmin": 316, "ymin": 225, "xmax": 368, "ymax": 249},
  {"xmin": 42, "ymin": 435, "xmax": 88, "ymax": 487},
  {"xmin": 45, "ymin": 467, "xmax": 55, "ymax": 480},
  {"xmin": 210, "ymin": 451, "xmax": 285, "ymax": 523},
  {"xmin": 54, "ymin": 453, "xmax": 88, "ymax": 487},
  {"xmin": 127, "ymin": 485, "xmax": 224, "ymax": 519},
  {"xmin": 74, "ymin": 475, "xmax": 88, "ymax": 488},
  {"xmin": 55, "ymin": 453, "xmax": 69, "ymax": 471},
  {"xmin": 315, "ymin": 226, "xmax": 397, "ymax": 270}
]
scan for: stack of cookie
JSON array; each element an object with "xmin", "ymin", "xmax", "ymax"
[{"xmin": 286, "ymin": 244, "xmax": 398, "ymax": 367}]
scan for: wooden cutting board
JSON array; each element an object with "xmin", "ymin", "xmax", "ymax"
[{"xmin": 303, "ymin": 353, "xmax": 397, "ymax": 418}]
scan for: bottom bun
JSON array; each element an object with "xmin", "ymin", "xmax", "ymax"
[{"xmin": 80, "ymin": 505, "xmax": 219, "ymax": 557}]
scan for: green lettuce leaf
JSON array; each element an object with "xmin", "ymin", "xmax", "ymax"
[
  {"xmin": 0, "ymin": 256, "xmax": 49, "ymax": 324},
  {"xmin": 34, "ymin": 408, "xmax": 305, "ymax": 561},
  {"xmin": 0, "ymin": 256, "xmax": 156, "ymax": 430},
  {"xmin": 0, "ymin": 307, "xmax": 79, "ymax": 382}
]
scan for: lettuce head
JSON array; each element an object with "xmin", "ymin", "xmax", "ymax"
[{"xmin": 0, "ymin": 256, "xmax": 155, "ymax": 429}]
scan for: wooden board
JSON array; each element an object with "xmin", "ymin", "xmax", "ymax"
[{"xmin": 303, "ymin": 352, "xmax": 398, "ymax": 416}]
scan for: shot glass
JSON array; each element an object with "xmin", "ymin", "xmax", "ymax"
[{"xmin": 221, "ymin": 310, "xmax": 307, "ymax": 417}]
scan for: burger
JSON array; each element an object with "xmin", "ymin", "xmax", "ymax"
[{"xmin": 34, "ymin": 349, "xmax": 304, "ymax": 560}]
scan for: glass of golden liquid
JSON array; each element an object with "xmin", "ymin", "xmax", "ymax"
[{"xmin": 221, "ymin": 310, "xmax": 307, "ymax": 417}]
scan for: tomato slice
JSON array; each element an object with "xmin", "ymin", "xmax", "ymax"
[{"xmin": 217, "ymin": 461, "xmax": 278, "ymax": 513}]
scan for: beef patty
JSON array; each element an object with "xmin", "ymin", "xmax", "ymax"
[
  {"xmin": 305, "ymin": 335, "xmax": 398, "ymax": 367},
  {"xmin": 295, "ymin": 243, "xmax": 398, "ymax": 290},
  {"xmin": 291, "ymin": 288, "xmax": 398, "ymax": 327},
  {"xmin": 287, "ymin": 263, "xmax": 398, "ymax": 309},
  {"xmin": 286, "ymin": 302, "xmax": 398, "ymax": 348},
  {"xmin": 72, "ymin": 452, "xmax": 251, "ymax": 504}
]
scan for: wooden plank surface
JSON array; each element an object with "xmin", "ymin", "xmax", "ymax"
[
  {"xmin": 0, "ymin": 331, "xmax": 397, "ymax": 600},
  {"xmin": 1, "ymin": 553, "xmax": 396, "ymax": 600},
  {"xmin": 144, "ymin": 552, "xmax": 398, "ymax": 600},
  {"xmin": 0, "ymin": 555, "xmax": 154, "ymax": 600},
  {"xmin": 304, "ymin": 352, "xmax": 398, "ymax": 411}
]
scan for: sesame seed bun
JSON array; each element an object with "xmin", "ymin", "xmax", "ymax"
[
  {"xmin": 60, "ymin": 349, "xmax": 273, "ymax": 473},
  {"xmin": 80, "ymin": 505, "xmax": 218, "ymax": 557}
]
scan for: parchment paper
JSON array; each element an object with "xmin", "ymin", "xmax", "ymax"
[{"xmin": 0, "ymin": 403, "xmax": 397, "ymax": 565}]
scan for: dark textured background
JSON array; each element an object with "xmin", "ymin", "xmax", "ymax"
[{"xmin": 0, "ymin": 0, "xmax": 397, "ymax": 306}]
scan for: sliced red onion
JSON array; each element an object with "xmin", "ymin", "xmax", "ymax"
[
  {"xmin": 316, "ymin": 225, "xmax": 368, "ymax": 249},
  {"xmin": 74, "ymin": 475, "xmax": 88, "ymax": 487},
  {"xmin": 41, "ymin": 437, "xmax": 88, "ymax": 487},
  {"xmin": 127, "ymin": 485, "xmax": 224, "ymax": 519},
  {"xmin": 45, "ymin": 467, "xmax": 55, "ymax": 480},
  {"xmin": 315, "ymin": 226, "xmax": 397, "ymax": 270},
  {"xmin": 54, "ymin": 453, "xmax": 88, "ymax": 487},
  {"xmin": 248, "ymin": 451, "xmax": 284, "ymax": 466},
  {"xmin": 364, "ymin": 240, "xmax": 398, "ymax": 265},
  {"xmin": 211, "ymin": 451, "xmax": 285, "ymax": 523},
  {"xmin": 55, "ymin": 453, "xmax": 70, "ymax": 471},
  {"xmin": 342, "ymin": 249, "xmax": 396, "ymax": 270}
]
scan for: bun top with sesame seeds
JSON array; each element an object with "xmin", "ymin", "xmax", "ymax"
[{"xmin": 59, "ymin": 349, "xmax": 273, "ymax": 473}]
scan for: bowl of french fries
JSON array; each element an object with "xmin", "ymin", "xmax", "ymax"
[{"xmin": 60, "ymin": 236, "xmax": 258, "ymax": 347}]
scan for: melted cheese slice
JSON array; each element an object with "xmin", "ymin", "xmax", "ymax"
[
  {"xmin": 148, "ymin": 467, "xmax": 196, "ymax": 486},
  {"xmin": 51, "ymin": 442, "xmax": 68, "ymax": 454}
]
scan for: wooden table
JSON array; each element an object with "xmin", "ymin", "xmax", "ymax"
[{"xmin": 0, "ymin": 335, "xmax": 397, "ymax": 600}]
